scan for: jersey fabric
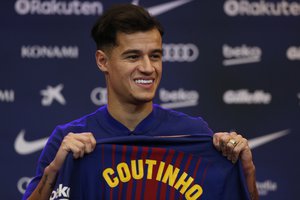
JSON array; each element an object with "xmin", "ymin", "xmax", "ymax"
[
  {"xmin": 23, "ymin": 104, "xmax": 231, "ymax": 199},
  {"xmin": 50, "ymin": 136, "xmax": 250, "ymax": 200}
]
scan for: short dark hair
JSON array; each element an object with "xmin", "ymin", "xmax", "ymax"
[{"xmin": 91, "ymin": 4, "xmax": 164, "ymax": 51}]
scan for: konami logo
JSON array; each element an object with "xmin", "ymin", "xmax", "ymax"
[
  {"xmin": 21, "ymin": 45, "xmax": 79, "ymax": 59},
  {"xmin": 0, "ymin": 89, "xmax": 15, "ymax": 102},
  {"xmin": 223, "ymin": 89, "xmax": 271, "ymax": 104}
]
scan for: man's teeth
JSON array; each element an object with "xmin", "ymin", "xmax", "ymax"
[{"xmin": 135, "ymin": 79, "xmax": 153, "ymax": 84}]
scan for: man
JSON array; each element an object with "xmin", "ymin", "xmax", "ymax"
[{"xmin": 24, "ymin": 4, "xmax": 258, "ymax": 200}]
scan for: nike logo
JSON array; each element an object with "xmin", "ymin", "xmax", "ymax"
[
  {"xmin": 14, "ymin": 130, "xmax": 48, "ymax": 155},
  {"xmin": 248, "ymin": 129, "xmax": 289, "ymax": 149},
  {"xmin": 132, "ymin": 0, "xmax": 194, "ymax": 16}
]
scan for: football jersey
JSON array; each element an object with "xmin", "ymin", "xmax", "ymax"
[{"xmin": 50, "ymin": 135, "xmax": 250, "ymax": 200}]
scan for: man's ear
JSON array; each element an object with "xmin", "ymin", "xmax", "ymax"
[{"xmin": 95, "ymin": 50, "xmax": 109, "ymax": 73}]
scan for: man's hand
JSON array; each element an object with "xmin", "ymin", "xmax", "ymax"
[
  {"xmin": 50, "ymin": 132, "xmax": 97, "ymax": 172},
  {"xmin": 28, "ymin": 132, "xmax": 96, "ymax": 200},
  {"xmin": 213, "ymin": 131, "xmax": 258, "ymax": 200}
]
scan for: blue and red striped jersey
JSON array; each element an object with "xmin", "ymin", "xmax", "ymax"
[{"xmin": 51, "ymin": 135, "xmax": 250, "ymax": 200}]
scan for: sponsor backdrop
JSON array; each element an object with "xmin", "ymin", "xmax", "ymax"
[{"xmin": 1, "ymin": 0, "xmax": 299, "ymax": 199}]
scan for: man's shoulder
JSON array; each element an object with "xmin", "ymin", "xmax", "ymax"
[
  {"xmin": 152, "ymin": 104, "xmax": 213, "ymax": 136},
  {"xmin": 54, "ymin": 106, "xmax": 106, "ymax": 135}
]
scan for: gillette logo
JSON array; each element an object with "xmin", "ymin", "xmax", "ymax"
[
  {"xmin": 159, "ymin": 88, "xmax": 199, "ymax": 109},
  {"xmin": 256, "ymin": 180, "xmax": 278, "ymax": 196},
  {"xmin": 224, "ymin": 0, "xmax": 300, "ymax": 17},
  {"xmin": 15, "ymin": 0, "xmax": 103, "ymax": 16},
  {"xmin": 223, "ymin": 89, "xmax": 271, "ymax": 104},
  {"xmin": 223, "ymin": 44, "xmax": 262, "ymax": 66}
]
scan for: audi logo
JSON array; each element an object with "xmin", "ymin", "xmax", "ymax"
[{"xmin": 162, "ymin": 43, "xmax": 199, "ymax": 62}]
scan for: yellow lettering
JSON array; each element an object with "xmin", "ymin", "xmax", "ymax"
[
  {"xmin": 131, "ymin": 160, "xmax": 144, "ymax": 180},
  {"xmin": 185, "ymin": 184, "xmax": 203, "ymax": 200},
  {"xmin": 174, "ymin": 172, "xmax": 194, "ymax": 194},
  {"xmin": 156, "ymin": 161, "xmax": 165, "ymax": 181},
  {"xmin": 117, "ymin": 162, "xmax": 131, "ymax": 183},
  {"xmin": 162, "ymin": 165, "xmax": 180, "ymax": 187},
  {"xmin": 102, "ymin": 168, "xmax": 119, "ymax": 188},
  {"xmin": 145, "ymin": 159, "xmax": 157, "ymax": 179}
]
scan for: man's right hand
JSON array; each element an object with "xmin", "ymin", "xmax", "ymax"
[
  {"xmin": 49, "ymin": 132, "xmax": 97, "ymax": 172},
  {"xmin": 28, "ymin": 132, "xmax": 96, "ymax": 200}
]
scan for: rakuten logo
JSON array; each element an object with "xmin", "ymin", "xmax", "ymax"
[
  {"xmin": 223, "ymin": 89, "xmax": 271, "ymax": 104},
  {"xmin": 50, "ymin": 184, "xmax": 70, "ymax": 200},
  {"xmin": 256, "ymin": 180, "xmax": 278, "ymax": 196},
  {"xmin": 162, "ymin": 43, "xmax": 199, "ymax": 62},
  {"xmin": 223, "ymin": 44, "xmax": 262, "ymax": 66},
  {"xmin": 224, "ymin": 0, "xmax": 300, "ymax": 17},
  {"xmin": 159, "ymin": 88, "xmax": 199, "ymax": 109},
  {"xmin": 287, "ymin": 46, "xmax": 300, "ymax": 60},
  {"xmin": 15, "ymin": 0, "xmax": 103, "ymax": 15},
  {"xmin": 0, "ymin": 89, "xmax": 15, "ymax": 102},
  {"xmin": 91, "ymin": 87, "xmax": 107, "ymax": 106},
  {"xmin": 21, "ymin": 45, "xmax": 79, "ymax": 59}
]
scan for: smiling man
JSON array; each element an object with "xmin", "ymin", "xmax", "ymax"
[{"xmin": 23, "ymin": 4, "xmax": 258, "ymax": 200}]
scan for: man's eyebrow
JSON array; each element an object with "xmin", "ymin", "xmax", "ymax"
[{"xmin": 121, "ymin": 49, "xmax": 163, "ymax": 56}]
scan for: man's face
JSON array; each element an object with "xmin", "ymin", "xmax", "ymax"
[{"xmin": 101, "ymin": 28, "xmax": 163, "ymax": 105}]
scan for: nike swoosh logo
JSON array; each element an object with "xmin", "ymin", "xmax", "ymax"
[
  {"xmin": 14, "ymin": 130, "xmax": 48, "ymax": 155},
  {"xmin": 249, "ymin": 129, "xmax": 289, "ymax": 149},
  {"xmin": 133, "ymin": 0, "xmax": 194, "ymax": 16}
]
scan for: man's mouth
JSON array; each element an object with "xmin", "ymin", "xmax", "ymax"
[{"xmin": 134, "ymin": 79, "xmax": 154, "ymax": 84}]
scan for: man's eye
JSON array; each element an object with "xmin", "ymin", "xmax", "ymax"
[
  {"xmin": 151, "ymin": 54, "xmax": 162, "ymax": 60},
  {"xmin": 127, "ymin": 55, "xmax": 139, "ymax": 60}
]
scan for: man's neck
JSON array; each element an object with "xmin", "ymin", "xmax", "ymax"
[{"xmin": 107, "ymin": 101, "xmax": 153, "ymax": 131}]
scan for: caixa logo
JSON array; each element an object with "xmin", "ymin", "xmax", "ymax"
[
  {"xmin": 162, "ymin": 43, "xmax": 199, "ymax": 62},
  {"xmin": 91, "ymin": 87, "xmax": 107, "ymax": 106},
  {"xmin": 286, "ymin": 46, "xmax": 300, "ymax": 60},
  {"xmin": 15, "ymin": 0, "xmax": 103, "ymax": 15},
  {"xmin": 159, "ymin": 88, "xmax": 199, "ymax": 109}
]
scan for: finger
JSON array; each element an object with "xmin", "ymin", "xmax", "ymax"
[
  {"xmin": 68, "ymin": 139, "xmax": 85, "ymax": 159},
  {"xmin": 231, "ymin": 138, "xmax": 247, "ymax": 163},
  {"xmin": 226, "ymin": 134, "xmax": 243, "ymax": 162},
  {"xmin": 71, "ymin": 132, "xmax": 96, "ymax": 153},
  {"xmin": 213, "ymin": 132, "xmax": 224, "ymax": 151}
]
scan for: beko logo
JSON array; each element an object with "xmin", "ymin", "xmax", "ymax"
[
  {"xmin": 224, "ymin": 0, "xmax": 300, "ymax": 17},
  {"xmin": 159, "ymin": 88, "xmax": 199, "ymax": 109},
  {"xmin": 15, "ymin": 0, "xmax": 103, "ymax": 16},
  {"xmin": 223, "ymin": 89, "xmax": 271, "ymax": 104},
  {"xmin": 0, "ymin": 89, "xmax": 15, "ymax": 102},
  {"xmin": 91, "ymin": 87, "xmax": 107, "ymax": 106},
  {"xmin": 21, "ymin": 45, "xmax": 79, "ymax": 59},
  {"xmin": 50, "ymin": 184, "xmax": 70, "ymax": 200},
  {"xmin": 223, "ymin": 44, "xmax": 262, "ymax": 66},
  {"xmin": 287, "ymin": 46, "xmax": 300, "ymax": 60},
  {"xmin": 163, "ymin": 43, "xmax": 199, "ymax": 62},
  {"xmin": 256, "ymin": 180, "xmax": 277, "ymax": 196}
]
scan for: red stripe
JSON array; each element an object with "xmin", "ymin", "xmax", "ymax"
[
  {"xmin": 135, "ymin": 146, "xmax": 149, "ymax": 200},
  {"xmin": 126, "ymin": 146, "xmax": 138, "ymax": 200},
  {"xmin": 200, "ymin": 163, "xmax": 210, "ymax": 186},
  {"xmin": 179, "ymin": 154, "xmax": 193, "ymax": 200},
  {"xmin": 110, "ymin": 144, "xmax": 116, "ymax": 200},
  {"xmin": 159, "ymin": 149, "xmax": 175, "ymax": 200},
  {"xmin": 144, "ymin": 147, "xmax": 166, "ymax": 200},
  {"xmin": 118, "ymin": 145, "xmax": 127, "ymax": 200},
  {"xmin": 169, "ymin": 152, "xmax": 184, "ymax": 200}
]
